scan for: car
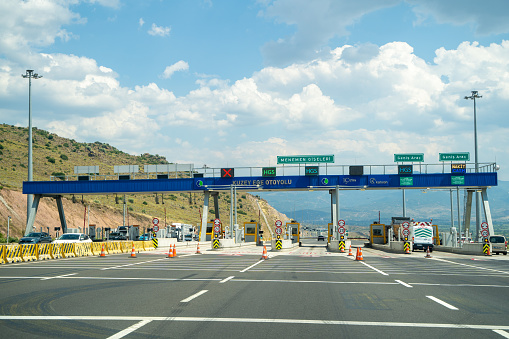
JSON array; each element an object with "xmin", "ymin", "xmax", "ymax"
[
  {"xmin": 489, "ymin": 235, "xmax": 507, "ymax": 255},
  {"xmin": 317, "ymin": 235, "xmax": 325, "ymax": 241},
  {"xmin": 184, "ymin": 234, "xmax": 194, "ymax": 241},
  {"xmin": 52, "ymin": 233, "xmax": 92, "ymax": 244},
  {"xmin": 139, "ymin": 233, "xmax": 152, "ymax": 241},
  {"xmin": 19, "ymin": 232, "xmax": 52, "ymax": 244},
  {"xmin": 108, "ymin": 232, "xmax": 127, "ymax": 240}
]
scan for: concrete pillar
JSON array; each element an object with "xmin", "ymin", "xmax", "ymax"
[
  {"xmin": 25, "ymin": 194, "xmax": 41, "ymax": 236},
  {"xmin": 481, "ymin": 188, "xmax": 494, "ymax": 237},
  {"xmin": 56, "ymin": 196, "xmax": 68, "ymax": 234},
  {"xmin": 200, "ymin": 191, "xmax": 210, "ymax": 242}
]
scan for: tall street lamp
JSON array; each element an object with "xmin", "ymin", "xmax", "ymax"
[
  {"xmin": 464, "ymin": 90, "xmax": 482, "ymax": 241},
  {"xmin": 22, "ymin": 70, "xmax": 42, "ymax": 234}
]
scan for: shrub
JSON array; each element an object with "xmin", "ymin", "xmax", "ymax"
[
  {"xmin": 47, "ymin": 157, "xmax": 55, "ymax": 164},
  {"xmin": 143, "ymin": 201, "xmax": 148, "ymax": 205},
  {"xmin": 128, "ymin": 199, "xmax": 134, "ymax": 204}
]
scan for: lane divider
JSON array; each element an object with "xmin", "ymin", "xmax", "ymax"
[
  {"xmin": 426, "ymin": 295, "xmax": 458, "ymax": 310},
  {"xmin": 180, "ymin": 290, "xmax": 208, "ymax": 303}
]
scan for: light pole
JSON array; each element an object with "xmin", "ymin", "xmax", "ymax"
[
  {"xmin": 22, "ymin": 70, "xmax": 42, "ymax": 233},
  {"xmin": 464, "ymin": 90, "xmax": 482, "ymax": 241}
]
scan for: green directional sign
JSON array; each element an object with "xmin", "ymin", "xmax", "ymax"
[
  {"xmin": 277, "ymin": 155, "xmax": 334, "ymax": 164},
  {"xmin": 439, "ymin": 152, "xmax": 470, "ymax": 161},
  {"xmin": 394, "ymin": 153, "xmax": 424, "ymax": 162},
  {"xmin": 451, "ymin": 176, "xmax": 465, "ymax": 185},
  {"xmin": 400, "ymin": 177, "xmax": 413, "ymax": 186},
  {"xmin": 262, "ymin": 167, "xmax": 276, "ymax": 177}
]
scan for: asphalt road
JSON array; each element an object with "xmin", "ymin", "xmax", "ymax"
[{"xmin": 0, "ymin": 240, "xmax": 508, "ymax": 339}]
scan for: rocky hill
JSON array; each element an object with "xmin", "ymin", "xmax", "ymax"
[{"xmin": 0, "ymin": 124, "xmax": 288, "ymax": 239}]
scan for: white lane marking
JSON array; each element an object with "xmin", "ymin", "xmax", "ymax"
[
  {"xmin": 0, "ymin": 276, "xmax": 222, "ymax": 282},
  {"xmin": 101, "ymin": 258, "xmax": 166, "ymax": 270},
  {"xmin": 360, "ymin": 262, "xmax": 388, "ymax": 276},
  {"xmin": 431, "ymin": 257, "xmax": 509, "ymax": 275},
  {"xmin": 412, "ymin": 283, "xmax": 509, "ymax": 288},
  {"xmin": 232, "ymin": 279, "xmax": 398, "ymax": 285},
  {"xmin": 426, "ymin": 296, "xmax": 458, "ymax": 310},
  {"xmin": 0, "ymin": 315, "xmax": 508, "ymax": 330},
  {"xmin": 219, "ymin": 276, "xmax": 235, "ymax": 283},
  {"xmin": 395, "ymin": 280, "xmax": 412, "ymax": 288},
  {"xmin": 493, "ymin": 329, "xmax": 509, "ymax": 338},
  {"xmin": 40, "ymin": 273, "xmax": 77, "ymax": 281},
  {"xmin": 107, "ymin": 320, "xmax": 151, "ymax": 339},
  {"xmin": 180, "ymin": 290, "xmax": 208, "ymax": 303},
  {"xmin": 240, "ymin": 260, "xmax": 264, "ymax": 272}
]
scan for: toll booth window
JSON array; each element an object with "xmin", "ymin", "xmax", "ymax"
[
  {"xmin": 206, "ymin": 226, "xmax": 212, "ymax": 233},
  {"xmin": 246, "ymin": 225, "xmax": 256, "ymax": 234},
  {"xmin": 292, "ymin": 227, "xmax": 298, "ymax": 236},
  {"xmin": 373, "ymin": 229, "xmax": 382, "ymax": 236}
]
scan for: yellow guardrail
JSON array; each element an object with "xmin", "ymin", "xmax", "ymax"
[{"xmin": 0, "ymin": 240, "xmax": 155, "ymax": 264}]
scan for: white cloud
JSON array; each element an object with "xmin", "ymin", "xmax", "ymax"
[
  {"xmin": 148, "ymin": 23, "xmax": 171, "ymax": 37},
  {"xmin": 139, "ymin": 18, "xmax": 145, "ymax": 27},
  {"xmin": 161, "ymin": 60, "xmax": 189, "ymax": 79}
]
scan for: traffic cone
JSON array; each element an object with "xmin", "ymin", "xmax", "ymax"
[
  {"xmin": 485, "ymin": 246, "xmax": 491, "ymax": 256},
  {"xmin": 167, "ymin": 245, "xmax": 174, "ymax": 258},
  {"xmin": 172, "ymin": 244, "xmax": 177, "ymax": 258},
  {"xmin": 340, "ymin": 244, "xmax": 345, "ymax": 253},
  {"xmin": 261, "ymin": 245, "xmax": 268, "ymax": 260},
  {"xmin": 425, "ymin": 246, "xmax": 432, "ymax": 258},
  {"xmin": 99, "ymin": 243, "xmax": 106, "ymax": 257},
  {"xmin": 347, "ymin": 245, "xmax": 354, "ymax": 256},
  {"xmin": 196, "ymin": 242, "xmax": 202, "ymax": 254},
  {"xmin": 355, "ymin": 247, "xmax": 364, "ymax": 261},
  {"xmin": 405, "ymin": 244, "xmax": 411, "ymax": 254},
  {"xmin": 129, "ymin": 244, "xmax": 136, "ymax": 258}
]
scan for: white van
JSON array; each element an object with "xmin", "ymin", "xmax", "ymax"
[{"xmin": 489, "ymin": 235, "xmax": 507, "ymax": 255}]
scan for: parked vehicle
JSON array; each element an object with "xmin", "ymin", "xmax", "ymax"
[
  {"xmin": 411, "ymin": 222, "xmax": 434, "ymax": 252},
  {"xmin": 108, "ymin": 232, "xmax": 127, "ymax": 240},
  {"xmin": 317, "ymin": 235, "xmax": 325, "ymax": 241},
  {"xmin": 139, "ymin": 233, "xmax": 152, "ymax": 241},
  {"xmin": 19, "ymin": 232, "xmax": 53, "ymax": 244},
  {"xmin": 52, "ymin": 233, "xmax": 92, "ymax": 244},
  {"xmin": 489, "ymin": 235, "xmax": 507, "ymax": 255}
]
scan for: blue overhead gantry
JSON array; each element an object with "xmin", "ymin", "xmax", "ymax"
[{"xmin": 22, "ymin": 162, "xmax": 498, "ymax": 240}]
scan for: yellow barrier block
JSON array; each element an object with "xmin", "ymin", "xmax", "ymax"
[
  {"xmin": 59, "ymin": 243, "xmax": 75, "ymax": 258},
  {"xmin": 91, "ymin": 242, "xmax": 104, "ymax": 256},
  {"xmin": 20, "ymin": 244, "xmax": 38, "ymax": 262},
  {"xmin": 50, "ymin": 243, "xmax": 62, "ymax": 259},
  {"xmin": 73, "ymin": 243, "xmax": 92, "ymax": 257},
  {"xmin": 5, "ymin": 244, "xmax": 23, "ymax": 263},
  {"xmin": 38, "ymin": 243, "xmax": 52, "ymax": 260},
  {"xmin": 0, "ymin": 245, "xmax": 6, "ymax": 264}
]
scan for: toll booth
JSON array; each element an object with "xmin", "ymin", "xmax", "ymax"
[
  {"xmin": 328, "ymin": 223, "xmax": 333, "ymax": 242},
  {"xmin": 87, "ymin": 224, "xmax": 96, "ymax": 240},
  {"xmin": 243, "ymin": 222, "xmax": 257, "ymax": 243},
  {"xmin": 432, "ymin": 225, "xmax": 440, "ymax": 245},
  {"xmin": 203, "ymin": 222, "xmax": 213, "ymax": 241},
  {"xmin": 370, "ymin": 223, "xmax": 386, "ymax": 244},
  {"xmin": 286, "ymin": 222, "xmax": 300, "ymax": 244}
]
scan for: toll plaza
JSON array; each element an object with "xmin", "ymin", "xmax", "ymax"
[{"xmin": 23, "ymin": 159, "xmax": 498, "ymax": 253}]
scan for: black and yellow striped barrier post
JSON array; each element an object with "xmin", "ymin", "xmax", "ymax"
[
  {"xmin": 152, "ymin": 232, "xmax": 158, "ymax": 249},
  {"xmin": 483, "ymin": 238, "xmax": 491, "ymax": 256},
  {"xmin": 275, "ymin": 235, "xmax": 283, "ymax": 250}
]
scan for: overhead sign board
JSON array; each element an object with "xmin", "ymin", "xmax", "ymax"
[
  {"xmin": 394, "ymin": 153, "xmax": 424, "ymax": 162},
  {"xmin": 277, "ymin": 155, "xmax": 334, "ymax": 164},
  {"xmin": 221, "ymin": 168, "xmax": 234, "ymax": 178},
  {"xmin": 451, "ymin": 163, "xmax": 466, "ymax": 174},
  {"xmin": 400, "ymin": 177, "xmax": 413, "ymax": 186},
  {"xmin": 439, "ymin": 152, "xmax": 470, "ymax": 162},
  {"xmin": 262, "ymin": 167, "xmax": 276, "ymax": 177},
  {"xmin": 305, "ymin": 166, "xmax": 319, "ymax": 176},
  {"xmin": 398, "ymin": 165, "xmax": 413, "ymax": 176},
  {"xmin": 451, "ymin": 176, "xmax": 465, "ymax": 185}
]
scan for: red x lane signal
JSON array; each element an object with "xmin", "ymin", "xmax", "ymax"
[{"xmin": 221, "ymin": 168, "xmax": 234, "ymax": 178}]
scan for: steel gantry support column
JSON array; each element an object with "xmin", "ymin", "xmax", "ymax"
[
  {"xmin": 25, "ymin": 194, "xmax": 41, "ymax": 236},
  {"xmin": 329, "ymin": 185, "xmax": 340, "ymax": 240},
  {"xmin": 200, "ymin": 191, "xmax": 210, "ymax": 243},
  {"xmin": 464, "ymin": 190, "xmax": 474, "ymax": 238},
  {"xmin": 55, "ymin": 196, "xmax": 68, "ymax": 234}
]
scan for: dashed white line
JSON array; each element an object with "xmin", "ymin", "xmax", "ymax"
[
  {"xmin": 219, "ymin": 276, "xmax": 235, "ymax": 283},
  {"xmin": 107, "ymin": 320, "xmax": 152, "ymax": 339},
  {"xmin": 395, "ymin": 280, "xmax": 412, "ymax": 288},
  {"xmin": 180, "ymin": 290, "xmax": 208, "ymax": 303},
  {"xmin": 360, "ymin": 262, "xmax": 389, "ymax": 276},
  {"xmin": 101, "ymin": 258, "xmax": 166, "ymax": 270},
  {"xmin": 240, "ymin": 260, "xmax": 264, "ymax": 272},
  {"xmin": 40, "ymin": 273, "xmax": 77, "ymax": 281},
  {"xmin": 426, "ymin": 296, "xmax": 458, "ymax": 310}
]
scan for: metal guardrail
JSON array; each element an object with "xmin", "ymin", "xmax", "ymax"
[{"xmin": 49, "ymin": 162, "xmax": 498, "ymax": 181}]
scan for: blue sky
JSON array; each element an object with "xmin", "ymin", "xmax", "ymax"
[{"xmin": 2, "ymin": 0, "xmax": 509, "ymax": 179}]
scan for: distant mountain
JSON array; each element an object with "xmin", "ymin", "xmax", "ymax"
[{"xmin": 258, "ymin": 180, "xmax": 509, "ymax": 228}]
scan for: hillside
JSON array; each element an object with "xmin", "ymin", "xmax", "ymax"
[{"xmin": 0, "ymin": 124, "xmax": 288, "ymax": 238}]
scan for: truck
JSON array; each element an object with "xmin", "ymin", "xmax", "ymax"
[{"xmin": 411, "ymin": 222, "xmax": 434, "ymax": 252}]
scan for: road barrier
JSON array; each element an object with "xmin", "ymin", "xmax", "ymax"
[{"xmin": 0, "ymin": 241, "xmax": 154, "ymax": 264}]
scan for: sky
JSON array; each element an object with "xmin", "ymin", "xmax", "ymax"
[{"xmin": 1, "ymin": 0, "xmax": 509, "ymax": 179}]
